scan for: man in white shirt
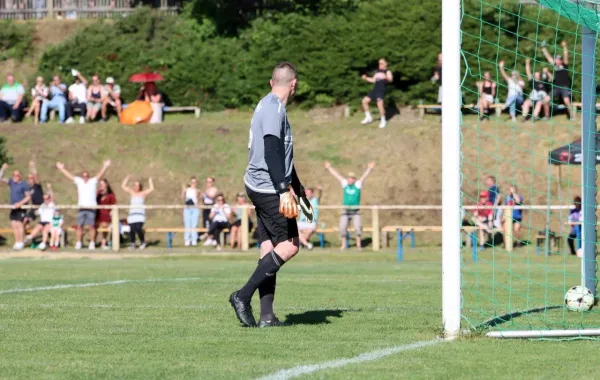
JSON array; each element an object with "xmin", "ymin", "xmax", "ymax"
[
  {"xmin": 66, "ymin": 70, "xmax": 88, "ymax": 124},
  {"xmin": 56, "ymin": 160, "xmax": 111, "ymax": 250}
]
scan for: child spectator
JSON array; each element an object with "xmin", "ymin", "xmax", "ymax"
[
  {"xmin": 41, "ymin": 75, "xmax": 67, "ymax": 123},
  {"xmin": 298, "ymin": 186, "xmax": 322, "ymax": 250},
  {"xmin": 121, "ymin": 175, "xmax": 154, "ymax": 250},
  {"xmin": 25, "ymin": 76, "xmax": 48, "ymax": 124},
  {"xmin": 66, "ymin": 70, "xmax": 88, "ymax": 124},
  {"xmin": 498, "ymin": 61, "xmax": 525, "ymax": 122},
  {"xmin": 204, "ymin": 193, "xmax": 232, "ymax": 251},
  {"xmin": 0, "ymin": 74, "xmax": 27, "ymax": 123},
  {"xmin": 485, "ymin": 175, "xmax": 502, "ymax": 228},
  {"xmin": 567, "ymin": 196, "xmax": 582, "ymax": 256},
  {"xmin": 96, "ymin": 178, "xmax": 116, "ymax": 250},
  {"xmin": 522, "ymin": 58, "xmax": 552, "ymax": 121},
  {"xmin": 33, "ymin": 189, "xmax": 55, "ymax": 251},
  {"xmin": 431, "ymin": 53, "xmax": 442, "ymax": 103},
  {"xmin": 474, "ymin": 190, "xmax": 493, "ymax": 248},
  {"xmin": 477, "ymin": 71, "xmax": 496, "ymax": 120},
  {"xmin": 504, "ymin": 185, "xmax": 524, "ymax": 247},
  {"xmin": 229, "ymin": 192, "xmax": 254, "ymax": 250},
  {"xmin": 49, "ymin": 209, "xmax": 64, "ymax": 250},
  {"xmin": 182, "ymin": 177, "xmax": 199, "ymax": 246},
  {"xmin": 360, "ymin": 58, "xmax": 393, "ymax": 129}
]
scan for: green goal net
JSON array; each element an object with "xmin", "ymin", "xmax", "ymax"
[{"xmin": 459, "ymin": 0, "xmax": 600, "ymax": 338}]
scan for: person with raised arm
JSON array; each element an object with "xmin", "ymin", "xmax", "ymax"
[
  {"xmin": 522, "ymin": 58, "xmax": 552, "ymax": 121},
  {"xmin": 324, "ymin": 161, "xmax": 375, "ymax": 251},
  {"xmin": 56, "ymin": 159, "xmax": 111, "ymax": 250},
  {"xmin": 542, "ymin": 40, "xmax": 572, "ymax": 119},
  {"xmin": 24, "ymin": 160, "xmax": 44, "ymax": 233},
  {"xmin": 0, "ymin": 163, "xmax": 31, "ymax": 250},
  {"xmin": 360, "ymin": 58, "xmax": 394, "ymax": 129},
  {"xmin": 498, "ymin": 60, "xmax": 525, "ymax": 122},
  {"xmin": 122, "ymin": 175, "xmax": 154, "ymax": 250}
]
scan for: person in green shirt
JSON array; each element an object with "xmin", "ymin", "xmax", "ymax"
[
  {"xmin": 325, "ymin": 161, "xmax": 375, "ymax": 250},
  {"xmin": 298, "ymin": 185, "xmax": 322, "ymax": 250},
  {"xmin": 0, "ymin": 74, "xmax": 27, "ymax": 122}
]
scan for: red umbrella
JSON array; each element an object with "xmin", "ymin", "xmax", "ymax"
[{"xmin": 128, "ymin": 72, "xmax": 164, "ymax": 83}]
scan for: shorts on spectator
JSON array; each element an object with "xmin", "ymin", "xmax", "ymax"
[
  {"xmin": 9, "ymin": 209, "xmax": 26, "ymax": 222},
  {"xmin": 482, "ymin": 94, "xmax": 494, "ymax": 103},
  {"xmin": 87, "ymin": 102, "xmax": 102, "ymax": 111},
  {"xmin": 367, "ymin": 90, "xmax": 385, "ymax": 101},
  {"xmin": 77, "ymin": 209, "xmax": 96, "ymax": 226},
  {"xmin": 232, "ymin": 218, "xmax": 254, "ymax": 231},
  {"xmin": 298, "ymin": 221, "xmax": 317, "ymax": 231},
  {"xmin": 513, "ymin": 217, "xmax": 522, "ymax": 224},
  {"xmin": 553, "ymin": 87, "xmax": 571, "ymax": 100},
  {"xmin": 51, "ymin": 227, "xmax": 62, "ymax": 235},
  {"xmin": 38, "ymin": 221, "xmax": 50, "ymax": 227},
  {"xmin": 339, "ymin": 212, "xmax": 362, "ymax": 237},
  {"xmin": 529, "ymin": 90, "xmax": 548, "ymax": 102}
]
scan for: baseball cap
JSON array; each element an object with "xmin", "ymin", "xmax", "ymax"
[
  {"xmin": 480, "ymin": 190, "xmax": 489, "ymax": 198},
  {"xmin": 106, "ymin": 77, "xmax": 115, "ymax": 84},
  {"xmin": 347, "ymin": 172, "xmax": 356, "ymax": 178}
]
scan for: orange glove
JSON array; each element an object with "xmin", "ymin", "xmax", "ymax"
[{"xmin": 279, "ymin": 189, "xmax": 299, "ymax": 219}]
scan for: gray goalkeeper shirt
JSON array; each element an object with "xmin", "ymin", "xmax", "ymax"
[{"xmin": 244, "ymin": 93, "xmax": 294, "ymax": 194}]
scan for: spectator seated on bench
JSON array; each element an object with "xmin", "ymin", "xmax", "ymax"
[
  {"xmin": 66, "ymin": 70, "xmax": 88, "ymax": 124},
  {"xmin": 0, "ymin": 74, "xmax": 27, "ymax": 123}
]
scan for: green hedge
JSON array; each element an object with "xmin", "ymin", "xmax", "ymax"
[
  {"xmin": 37, "ymin": 1, "xmax": 591, "ymax": 109},
  {"xmin": 0, "ymin": 21, "xmax": 34, "ymax": 62}
]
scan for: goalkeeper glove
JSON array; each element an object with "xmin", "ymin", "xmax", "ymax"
[{"xmin": 278, "ymin": 184, "xmax": 299, "ymax": 219}]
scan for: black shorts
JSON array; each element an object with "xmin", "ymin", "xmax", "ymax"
[
  {"xmin": 26, "ymin": 209, "xmax": 37, "ymax": 221},
  {"xmin": 232, "ymin": 219, "xmax": 254, "ymax": 231},
  {"xmin": 246, "ymin": 186, "xmax": 298, "ymax": 245},
  {"xmin": 9, "ymin": 209, "xmax": 26, "ymax": 222},
  {"xmin": 38, "ymin": 221, "xmax": 49, "ymax": 227},
  {"xmin": 553, "ymin": 87, "xmax": 571, "ymax": 100},
  {"xmin": 367, "ymin": 90, "xmax": 385, "ymax": 101}
]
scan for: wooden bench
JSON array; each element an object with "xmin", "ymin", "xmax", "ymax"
[
  {"xmin": 535, "ymin": 230, "xmax": 564, "ymax": 256},
  {"xmin": 417, "ymin": 103, "xmax": 503, "ymax": 119},
  {"xmin": 163, "ymin": 106, "xmax": 201, "ymax": 118}
]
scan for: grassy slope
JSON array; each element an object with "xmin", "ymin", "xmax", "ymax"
[
  {"xmin": 0, "ymin": 251, "xmax": 597, "ymax": 379},
  {"xmin": 0, "ymin": 111, "xmax": 581, "ymax": 245}
]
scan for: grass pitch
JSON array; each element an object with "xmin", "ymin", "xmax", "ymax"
[{"xmin": 0, "ymin": 249, "xmax": 598, "ymax": 379}]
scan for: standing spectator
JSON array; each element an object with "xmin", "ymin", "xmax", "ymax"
[
  {"xmin": 498, "ymin": 61, "xmax": 525, "ymax": 122},
  {"xmin": 567, "ymin": 196, "xmax": 582, "ymax": 256},
  {"xmin": 542, "ymin": 41, "xmax": 572, "ymax": 120},
  {"xmin": 298, "ymin": 186, "xmax": 322, "ymax": 250},
  {"xmin": 229, "ymin": 192, "xmax": 254, "ymax": 250},
  {"xmin": 121, "ymin": 175, "xmax": 154, "ymax": 250},
  {"xmin": 201, "ymin": 177, "xmax": 218, "ymax": 230},
  {"xmin": 522, "ymin": 58, "xmax": 552, "ymax": 121},
  {"xmin": 138, "ymin": 82, "xmax": 163, "ymax": 124},
  {"xmin": 32, "ymin": 188, "xmax": 54, "ymax": 250},
  {"xmin": 432, "ymin": 53, "xmax": 442, "ymax": 104},
  {"xmin": 49, "ymin": 208, "xmax": 64, "ymax": 251},
  {"xmin": 182, "ymin": 176, "xmax": 199, "ymax": 246},
  {"xmin": 360, "ymin": 58, "xmax": 393, "ymax": 129},
  {"xmin": 504, "ymin": 185, "xmax": 524, "ymax": 247},
  {"xmin": 474, "ymin": 190, "xmax": 493, "ymax": 249},
  {"xmin": 325, "ymin": 161, "xmax": 375, "ymax": 251},
  {"xmin": 485, "ymin": 175, "xmax": 502, "ymax": 228},
  {"xmin": 40, "ymin": 75, "xmax": 67, "ymax": 124},
  {"xmin": 204, "ymin": 193, "xmax": 232, "ymax": 251},
  {"xmin": 101, "ymin": 77, "xmax": 122, "ymax": 121},
  {"xmin": 25, "ymin": 76, "xmax": 48, "ymax": 124},
  {"xmin": 66, "ymin": 70, "xmax": 88, "ymax": 125},
  {"xmin": 0, "ymin": 163, "xmax": 31, "ymax": 250},
  {"xmin": 477, "ymin": 71, "xmax": 496, "ymax": 121},
  {"xmin": 86, "ymin": 75, "xmax": 104, "ymax": 122},
  {"xmin": 96, "ymin": 179, "xmax": 116, "ymax": 250},
  {"xmin": 0, "ymin": 74, "xmax": 27, "ymax": 123},
  {"xmin": 56, "ymin": 160, "xmax": 111, "ymax": 250},
  {"xmin": 23, "ymin": 160, "xmax": 44, "ymax": 240}
]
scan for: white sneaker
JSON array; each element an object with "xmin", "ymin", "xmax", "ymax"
[
  {"xmin": 12, "ymin": 242, "xmax": 23, "ymax": 251},
  {"xmin": 88, "ymin": 242, "xmax": 95, "ymax": 250},
  {"xmin": 203, "ymin": 239, "xmax": 213, "ymax": 246},
  {"xmin": 75, "ymin": 241, "xmax": 82, "ymax": 250},
  {"xmin": 139, "ymin": 243, "xmax": 146, "ymax": 250},
  {"xmin": 185, "ymin": 240, "xmax": 191, "ymax": 247},
  {"xmin": 38, "ymin": 242, "xmax": 46, "ymax": 250},
  {"xmin": 102, "ymin": 245, "xmax": 110, "ymax": 250},
  {"xmin": 511, "ymin": 116, "xmax": 517, "ymax": 122},
  {"xmin": 65, "ymin": 117, "xmax": 74, "ymax": 124},
  {"xmin": 378, "ymin": 119, "xmax": 387, "ymax": 129},
  {"xmin": 307, "ymin": 242, "xmax": 314, "ymax": 250},
  {"xmin": 361, "ymin": 115, "xmax": 373, "ymax": 125},
  {"xmin": 79, "ymin": 116, "xmax": 85, "ymax": 124},
  {"xmin": 191, "ymin": 240, "xmax": 198, "ymax": 246}
]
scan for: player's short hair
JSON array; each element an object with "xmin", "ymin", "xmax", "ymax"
[{"xmin": 272, "ymin": 62, "xmax": 298, "ymax": 85}]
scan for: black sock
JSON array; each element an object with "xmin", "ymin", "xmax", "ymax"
[
  {"xmin": 237, "ymin": 251, "xmax": 284, "ymax": 303},
  {"xmin": 259, "ymin": 268, "xmax": 276, "ymax": 320}
]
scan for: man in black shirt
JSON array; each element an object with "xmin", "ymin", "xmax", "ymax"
[
  {"xmin": 24, "ymin": 160, "xmax": 44, "ymax": 243},
  {"xmin": 522, "ymin": 58, "xmax": 552, "ymax": 120},
  {"xmin": 542, "ymin": 41, "xmax": 572, "ymax": 119}
]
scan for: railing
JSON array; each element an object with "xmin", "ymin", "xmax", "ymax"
[
  {"xmin": 0, "ymin": 0, "xmax": 179, "ymax": 19},
  {"xmin": 0, "ymin": 203, "xmax": 579, "ymax": 252}
]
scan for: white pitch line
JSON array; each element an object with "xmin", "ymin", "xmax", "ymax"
[
  {"xmin": 0, "ymin": 277, "xmax": 201, "ymax": 295},
  {"xmin": 257, "ymin": 339, "xmax": 441, "ymax": 380}
]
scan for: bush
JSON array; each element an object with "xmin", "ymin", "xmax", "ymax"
[{"xmin": 0, "ymin": 21, "xmax": 34, "ymax": 62}]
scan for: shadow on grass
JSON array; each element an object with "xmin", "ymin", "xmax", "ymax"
[
  {"xmin": 284, "ymin": 309, "xmax": 348, "ymax": 325},
  {"xmin": 480, "ymin": 305, "xmax": 562, "ymax": 328}
]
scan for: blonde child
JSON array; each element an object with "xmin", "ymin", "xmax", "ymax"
[{"xmin": 49, "ymin": 209, "xmax": 63, "ymax": 250}]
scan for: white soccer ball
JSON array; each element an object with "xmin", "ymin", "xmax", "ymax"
[{"xmin": 564, "ymin": 286, "xmax": 595, "ymax": 312}]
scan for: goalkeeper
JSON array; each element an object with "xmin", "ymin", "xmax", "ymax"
[{"xmin": 231, "ymin": 62, "xmax": 312, "ymax": 328}]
